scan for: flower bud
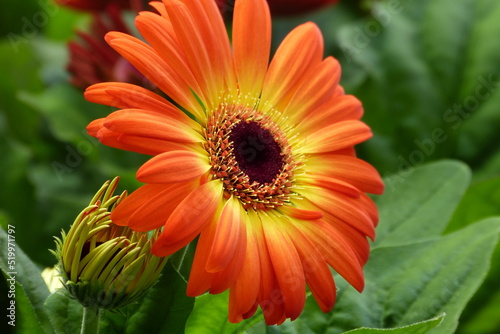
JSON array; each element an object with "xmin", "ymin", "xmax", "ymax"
[{"xmin": 52, "ymin": 177, "xmax": 167, "ymax": 309}]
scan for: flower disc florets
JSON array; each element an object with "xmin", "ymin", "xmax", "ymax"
[{"xmin": 204, "ymin": 101, "xmax": 302, "ymax": 211}]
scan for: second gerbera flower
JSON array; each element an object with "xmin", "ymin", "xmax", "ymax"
[{"xmin": 85, "ymin": 0, "xmax": 383, "ymax": 325}]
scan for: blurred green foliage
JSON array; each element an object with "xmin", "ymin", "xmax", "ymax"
[{"xmin": 1, "ymin": 0, "xmax": 500, "ymax": 333}]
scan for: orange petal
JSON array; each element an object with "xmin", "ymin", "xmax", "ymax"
[
  {"xmin": 298, "ymin": 94, "xmax": 364, "ymax": 134},
  {"xmin": 206, "ymin": 196, "xmax": 244, "ymax": 272},
  {"xmin": 84, "ymin": 82, "xmax": 191, "ymax": 123},
  {"xmin": 284, "ymin": 57, "xmax": 340, "ymax": 121},
  {"xmin": 359, "ymin": 193, "xmax": 380, "ymax": 227},
  {"xmin": 245, "ymin": 211, "xmax": 283, "ymax": 325},
  {"xmin": 306, "ymin": 154, "xmax": 384, "ymax": 195},
  {"xmin": 103, "ymin": 109, "xmax": 203, "ymax": 143},
  {"xmin": 111, "ymin": 184, "xmax": 170, "ymax": 226},
  {"xmin": 185, "ymin": 0, "xmax": 236, "ymax": 93},
  {"xmin": 278, "ymin": 204, "xmax": 323, "ymax": 220},
  {"xmin": 87, "ymin": 118, "xmax": 105, "ymax": 137},
  {"xmin": 93, "ymin": 123, "xmax": 197, "ymax": 156},
  {"xmin": 163, "ymin": 0, "xmax": 217, "ymax": 105},
  {"xmin": 324, "ymin": 212, "xmax": 371, "ymax": 266},
  {"xmin": 304, "ymin": 174, "xmax": 360, "ymax": 198},
  {"xmin": 151, "ymin": 179, "xmax": 223, "ymax": 257},
  {"xmin": 302, "ymin": 120, "xmax": 372, "ymax": 154},
  {"xmin": 209, "ymin": 230, "xmax": 246, "ymax": 294},
  {"xmin": 293, "ymin": 199, "xmax": 371, "ymax": 267},
  {"xmin": 149, "ymin": 1, "xmax": 168, "ymax": 17},
  {"xmin": 105, "ymin": 31, "xmax": 200, "ymax": 115},
  {"xmin": 186, "ymin": 220, "xmax": 217, "ymax": 296},
  {"xmin": 137, "ymin": 150, "xmax": 210, "ymax": 184},
  {"xmin": 301, "ymin": 186, "xmax": 376, "ymax": 239},
  {"xmin": 262, "ymin": 213, "xmax": 305, "ymax": 321},
  {"xmin": 113, "ymin": 134, "xmax": 198, "ymax": 156},
  {"xmin": 135, "ymin": 11, "xmax": 203, "ymax": 97},
  {"xmin": 289, "ymin": 224, "xmax": 336, "ymax": 312},
  {"xmin": 261, "ymin": 22, "xmax": 323, "ymax": 109},
  {"xmin": 233, "ymin": 0, "xmax": 271, "ymax": 97},
  {"xmin": 298, "ymin": 219, "xmax": 365, "ymax": 292},
  {"xmin": 126, "ymin": 181, "xmax": 198, "ymax": 232},
  {"xmin": 228, "ymin": 221, "xmax": 261, "ymax": 322}
]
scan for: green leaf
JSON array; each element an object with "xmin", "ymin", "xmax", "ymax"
[
  {"xmin": 342, "ymin": 314, "xmax": 444, "ymax": 333},
  {"xmin": 44, "ymin": 291, "xmax": 83, "ymax": 334},
  {"xmin": 335, "ymin": 0, "xmax": 500, "ymax": 174},
  {"xmin": 0, "ymin": 41, "xmax": 43, "ymax": 144},
  {"xmin": 326, "ymin": 218, "xmax": 500, "ymax": 334},
  {"xmin": 0, "ymin": 226, "xmax": 53, "ymax": 334},
  {"xmin": 185, "ymin": 291, "xmax": 264, "ymax": 334},
  {"xmin": 125, "ymin": 262, "xmax": 195, "ymax": 334},
  {"xmin": 444, "ymin": 177, "xmax": 500, "ymax": 334},
  {"xmin": 18, "ymin": 84, "xmax": 96, "ymax": 144},
  {"xmin": 374, "ymin": 160, "xmax": 470, "ymax": 247},
  {"xmin": 168, "ymin": 242, "xmax": 197, "ymax": 283},
  {"xmin": 447, "ymin": 177, "xmax": 500, "ymax": 232},
  {"xmin": 2, "ymin": 275, "xmax": 45, "ymax": 334}
]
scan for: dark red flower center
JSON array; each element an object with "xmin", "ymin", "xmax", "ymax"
[
  {"xmin": 229, "ymin": 121, "xmax": 284, "ymax": 184},
  {"xmin": 204, "ymin": 105, "xmax": 300, "ymax": 210}
]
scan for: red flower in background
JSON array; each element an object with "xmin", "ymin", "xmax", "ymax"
[
  {"xmin": 218, "ymin": 0, "xmax": 339, "ymax": 16},
  {"xmin": 268, "ymin": 0, "xmax": 339, "ymax": 15},
  {"xmin": 66, "ymin": 5, "xmax": 147, "ymax": 90},
  {"xmin": 55, "ymin": 0, "xmax": 134, "ymax": 11}
]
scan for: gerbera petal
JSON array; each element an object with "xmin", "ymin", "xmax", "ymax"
[
  {"xmin": 112, "ymin": 135, "xmax": 198, "ymax": 156},
  {"xmin": 289, "ymin": 224, "xmax": 336, "ymax": 312},
  {"xmin": 135, "ymin": 11, "xmax": 204, "ymax": 100},
  {"xmin": 278, "ymin": 204, "xmax": 323, "ymax": 220},
  {"xmin": 84, "ymin": 82, "xmax": 191, "ymax": 123},
  {"xmin": 302, "ymin": 174, "xmax": 360, "ymax": 198},
  {"xmin": 302, "ymin": 120, "xmax": 372, "ymax": 154},
  {"xmin": 298, "ymin": 219, "xmax": 365, "ymax": 292},
  {"xmin": 306, "ymin": 154, "xmax": 384, "ymax": 194},
  {"xmin": 210, "ymin": 231, "xmax": 246, "ymax": 294},
  {"xmin": 260, "ymin": 22, "xmax": 323, "ymax": 110},
  {"xmin": 103, "ymin": 109, "xmax": 203, "ymax": 143},
  {"xmin": 297, "ymin": 94, "xmax": 364, "ymax": 134},
  {"xmin": 105, "ymin": 31, "xmax": 201, "ymax": 115},
  {"xmin": 284, "ymin": 56, "xmax": 340, "ymax": 121},
  {"xmin": 184, "ymin": 0, "xmax": 236, "ymax": 93},
  {"xmin": 228, "ymin": 221, "xmax": 261, "ymax": 322},
  {"xmin": 325, "ymin": 213, "xmax": 371, "ymax": 266},
  {"xmin": 206, "ymin": 196, "xmax": 245, "ymax": 272},
  {"xmin": 87, "ymin": 118, "xmax": 104, "ymax": 137},
  {"xmin": 137, "ymin": 150, "xmax": 210, "ymax": 184},
  {"xmin": 359, "ymin": 193, "xmax": 380, "ymax": 227},
  {"xmin": 151, "ymin": 179, "xmax": 223, "ymax": 257},
  {"xmin": 127, "ymin": 181, "xmax": 198, "ymax": 231},
  {"xmin": 301, "ymin": 186, "xmax": 376, "ymax": 239},
  {"xmin": 295, "ymin": 199, "xmax": 371, "ymax": 266},
  {"xmin": 111, "ymin": 183, "xmax": 170, "ymax": 226},
  {"xmin": 186, "ymin": 219, "xmax": 217, "ymax": 296},
  {"xmin": 90, "ymin": 121, "xmax": 197, "ymax": 156},
  {"xmin": 163, "ymin": 0, "xmax": 217, "ymax": 106},
  {"xmin": 233, "ymin": 0, "xmax": 271, "ymax": 97},
  {"xmin": 262, "ymin": 213, "xmax": 305, "ymax": 321}
]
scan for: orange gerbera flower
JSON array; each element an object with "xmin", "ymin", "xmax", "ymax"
[{"xmin": 85, "ymin": 0, "xmax": 383, "ymax": 325}]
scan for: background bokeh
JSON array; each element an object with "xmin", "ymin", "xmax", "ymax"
[{"xmin": 1, "ymin": 0, "xmax": 500, "ymax": 333}]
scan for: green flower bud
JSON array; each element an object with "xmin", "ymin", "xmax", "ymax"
[{"xmin": 52, "ymin": 177, "xmax": 167, "ymax": 310}]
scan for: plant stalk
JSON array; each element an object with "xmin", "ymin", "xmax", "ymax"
[{"xmin": 81, "ymin": 306, "xmax": 101, "ymax": 334}]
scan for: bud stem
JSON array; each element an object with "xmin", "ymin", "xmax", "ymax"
[{"xmin": 81, "ymin": 306, "xmax": 101, "ymax": 334}]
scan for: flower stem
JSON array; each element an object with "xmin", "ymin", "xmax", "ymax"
[{"xmin": 81, "ymin": 306, "xmax": 101, "ymax": 334}]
